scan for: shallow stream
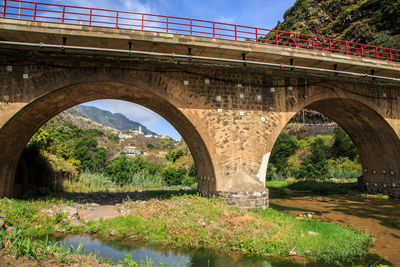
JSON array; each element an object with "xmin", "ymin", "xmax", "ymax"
[{"xmin": 51, "ymin": 234, "xmax": 285, "ymax": 267}]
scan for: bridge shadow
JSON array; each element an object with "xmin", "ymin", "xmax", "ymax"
[{"xmin": 38, "ymin": 188, "xmax": 197, "ymax": 205}]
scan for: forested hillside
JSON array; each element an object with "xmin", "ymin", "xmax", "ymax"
[{"xmin": 275, "ymin": 0, "xmax": 400, "ymax": 49}]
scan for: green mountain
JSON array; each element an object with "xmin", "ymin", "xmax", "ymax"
[
  {"xmin": 67, "ymin": 105, "xmax": 157, "ymax": 135},
  {"xmin": 275, "ymin": 0, "xmax": 400, "ymax": 49}
]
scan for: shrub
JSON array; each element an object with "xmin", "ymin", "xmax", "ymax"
[
  {"xmin": 162, "ymin": 168, "xmax": 187, "ymax": 186},
  {"xmin": 105, "ymin": 156, "xmax": 135, "ymax": 186},
  {"xmin": 298, "ymin": 137, "xmax": 329, "ymax": 179},
  {"xmin": 132, "ymin": 156, "xmax": 162, "ymax": 175},
  {"xmin": 326, "ymin": 157, "xmax": 362, "ymax": 179},
  {"xmin": 182, "ymin": 176, "xmax": 197, "ymax": 187},
  {"xmin": 269, "ymin": 133, "xmax": 299, "ymax": 175},
  {"xmin": 166, "ymin": 149, "xmax": 187, "ymax": 163}
]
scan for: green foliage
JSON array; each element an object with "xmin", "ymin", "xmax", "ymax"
[
  {"xmin": 105, "ymin": 156, "xmax": 135, "ymax": 186},
  {"xmin": 162, "ymin": 168, "xmax": 187, "ymax": 186},
  {"xmin": 269, "ymin": 133, "xmax": 299, "ymax": 176},
  {"xmin": 371, "ymin": 0, "xmax": 398, "ymax": 31},
  {"xmin": 326, "ymin": 157, "xmax": 362, "ymax": 179},
  {"xmin": 165, "ymin": 148, "xmax": 186, "ymax": 163},
  {"xmin": 132, "ymin": 156, "xmax": 162, "ymax": 176},
  {"xmin": 266, "ymin": 164, "xmax": 286, "ymax": 181},
  {"xmin": 181, "ymin": 176, "xmax": 197, "ymax": 187},
  {"xmin": 298, "ymin": 137, "xmax": 329, "ymax": 179},
  {"xmin": 268, "ymin": 126, "xmax": 361, "ymax": 181},
  {"xmin": 188, "ymin": 163, "xmax": 197, "ymax": 177},
  {"xmin": 72, "ymin": 134, "xmax": 107, "ymax": 173},
  {"xmin": 85, "ymin": 195, "xmax": 371, "ymax": 264},
  {"xmin": 78, "ymin": 172, "xmax": 115, "ymax": 188},
  {"xmin": 286, "ymin": 180, "xmax": 355, "ymax": 194},
  {"xmin": 283, "ymin": 0, "xmax": 309, "ymax": 19},
  {"xmin": 333, "ymin": 127, "xmax": 358, "ymax": 160},
  {"xmin": 128, "ymin": 170, "xmax": 165, "ymax": 189},
  {"xmin": 0, "ymin": 226, "xmax": 83, "ymax": 263},
  {"xmin": 119, "ymin": 254, "xmax": 155, "ymax": 267}
]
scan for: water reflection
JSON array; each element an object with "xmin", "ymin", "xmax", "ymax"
[{"xmin": 51, "ymin": 234, "xmax": 274, "ymax": 267}]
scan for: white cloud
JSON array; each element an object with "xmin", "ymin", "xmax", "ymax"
[{"xmin": 215, "ymin": 16, "xmax": 236, "ymax": 24}]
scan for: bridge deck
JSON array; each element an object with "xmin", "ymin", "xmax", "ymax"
[{"xmin": 0, "ymin": 17, "xmax": 400, "ymax": 81}]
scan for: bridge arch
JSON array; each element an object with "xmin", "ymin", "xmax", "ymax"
[
  {"xmin": 267, "ymin": 93, "xmax": 400, "ymax": 198},
  {"xmin": 0, "ymin": 80, "xmax": 216, "ymax": 197}
]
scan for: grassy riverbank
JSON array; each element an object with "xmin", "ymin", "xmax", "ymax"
[{"xmin": 0, "ymin": 194, "xmax": 372, "ymax": 266}]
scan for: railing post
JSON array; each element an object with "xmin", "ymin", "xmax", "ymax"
[
  {"xmin": 255, "ymin": 28, "xmax": 258, "ymax": 43},
  {"xmin": 89, "ymin": 8, "xmax": 92, "ymax": 25},
  {"xmin": 61, "ymin": 5, "xmax": 65, "ymax": 23},
  {"xmin": 235, "ymin": 25, "xmax": 237, "ymax": 40},
  {"xmin": 375, "ymin": 46, "xmax": 378, "ymax": 60},
  {"xmin": 329, "ymin": 39, "xmax": 332, "ymax": 53},
  {"xmin": 190, "ymin": 19, "xmax": 192, "ymax": 35},
  {"xmin": 312, "ymin": 36, "xmax": 315, "ymax": 50},
  {"xmin": 361, "ymin": 44, "xmax": 364, "ymax": 57},
  {"xmin": 166, "ymin": 16, "xmax": 168, "ymax": 33},
  {"xmin": 141, "ymin": 14, "xmax": 144, "ymax": 30},
  {"xmin": 213, "ymin": 22, "xmax": 215, "ymax": 38},
  {"xmin": 33, "ymin": 2, "xmax": 37, "ymax": 20},
  {"xmin": 2, "ymin": 0, "xmax": 7, "ymax": 18},
  {"xmin": 390, "ymin": 49, "xmax": 393, "ymax": 62},
  {"xmin": 275, "ymin": 30, "xmax": 278, "ymax": 45},
  {"xmin": 116, "ymin": 11, "xmax": 118, "ymax": 28},
  {"xmin": 294, "ymin": 33, "xmax": 297, "ymax": 48},
  {"xmin": 345, "ymin": 41, "xmax": 348, "ymax": 55}
]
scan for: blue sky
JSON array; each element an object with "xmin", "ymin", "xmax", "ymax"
[{"xmin": 63, "ymin": 0, "xmax": 296, "ymax": 140}]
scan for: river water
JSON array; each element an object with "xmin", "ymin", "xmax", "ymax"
[{"xmin": 50, "ymin": 234, "xmax": 296, "ymax": 267}]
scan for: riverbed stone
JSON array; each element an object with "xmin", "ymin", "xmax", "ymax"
[
  {"xmin": 60, "ymin": 206, "xmax": 79, "ymax": 219},
  {"xmin": 70, "ymin": 218, "xmax": 84, "ymax": 227},
  {"xmin": 78, "ymin": 205, "xmax": 120, "ymax": 222}
]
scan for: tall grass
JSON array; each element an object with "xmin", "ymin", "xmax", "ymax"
[
  {"xmin": 0, "ymin": 227, "xmax": 83, "ymax": 263},
  {"xmin": 86, "ymin": 195, "xmax": 371, "ymax": 265},
  {"xmin": 127, "ymin": 170, "xmax": 165, "ymax": 189},
  {"xmin": 78, "ymin": 171, "xmax": 115, "ymax": 188}
]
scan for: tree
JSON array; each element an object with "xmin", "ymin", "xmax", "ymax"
[
  {"xmin": 298, "ymin": 136, "xmax": 329, "ymax": 179},
  {"xmin": 269, "ymin": 133, "xmax": 299, "ymax": 174},
  {"xmin": 105, "ymin": 156, "xmax": 134, "ymax": 185},
  {"xmin": 333, "ymin": 127, "xmax": 358, "ymax": 160}
]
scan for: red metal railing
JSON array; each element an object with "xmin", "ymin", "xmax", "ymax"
[{"xmin": 1, "ymin": 0, "xmax": 400, "ymax": 63}]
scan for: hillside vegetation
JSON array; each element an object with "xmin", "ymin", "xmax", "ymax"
[
  {"xmin": 16, "ymin": 109, "xmax": 195, "ymax": 196},
  {"xmin": 267, "ymin": 125, "xmax": 361, "ymax": 182},
  {"xmin": 275, "ymin": 0, "xmax": 400, "ymax": 49}
]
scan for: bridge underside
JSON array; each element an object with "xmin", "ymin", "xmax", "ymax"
[{"xmin": 0, "ymin": 43, "xmax": 399, "ymax": 207}]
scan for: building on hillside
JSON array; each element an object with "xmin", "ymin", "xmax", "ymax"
[
  {"xmin": 118, "ymin": 133, "xmax": 133, "ymax": 140},
  {"xmin": 123, "ymin": 146, "xmax": 141, "ymax": 156},
  {"xmin": 144, "ymin": 134, "xmax": 153, "ymax": 138}
]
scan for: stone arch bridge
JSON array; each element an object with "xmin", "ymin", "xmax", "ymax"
[{"xmin": 1, "ymin": 18, "xmax": 400, "ymax": 208}]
